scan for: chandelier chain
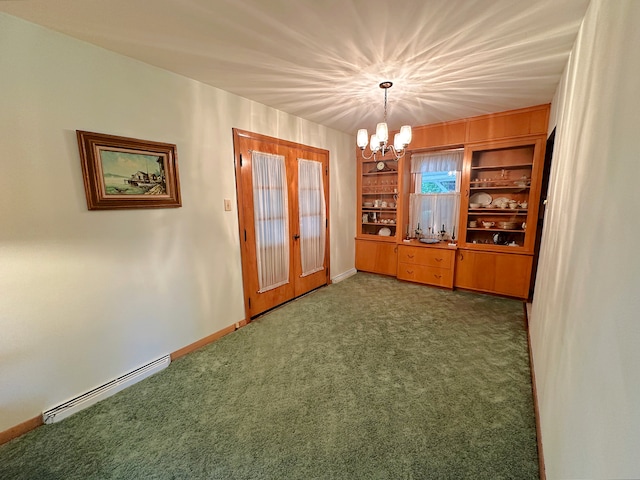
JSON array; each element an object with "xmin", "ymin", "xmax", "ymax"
[{"xmin": 383, "ymin": 87, "xmax": 388, "ymax": 124}]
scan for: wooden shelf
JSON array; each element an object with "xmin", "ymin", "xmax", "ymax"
[
  {"xmin": 468, "ymin": 209, "xmax": 528, "ymax": 214},
  {"xmin": 471, "ymin": 163, "xmax": 533, "ymax": 170},
  {"xmin": 470, "ymin": 185, "xmax": 530, "ymax": 190},
  {"xmin": 468, "ymin": 228, "xmax": 525, "ymax": 233}
]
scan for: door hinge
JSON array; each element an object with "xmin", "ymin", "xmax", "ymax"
[
  {"xmin": 244, "ymin": 229, "xmax": 247, "ymax": 241},
  {"xmin": 239, "ymin": 153, "xmax": 243, "ymax": 167},
  {"xmin": 248, "ymin": 297, "xmax": 251, "ymax": 308},
  {"xmin": 325, "ymin": 166, "xmax": 328, "ymax": 175},
  {"xmin": 326, "ymin": 219, "xmax": 328, "ymax": 228}
]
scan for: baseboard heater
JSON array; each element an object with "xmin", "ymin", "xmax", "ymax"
[{"xmin": 42, "ymin": 354, "xmax": 171, "ymax": 424}]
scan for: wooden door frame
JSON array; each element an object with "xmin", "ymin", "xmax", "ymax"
[{"xmin": 232, "ymin": 128, "xmax": 331, "ymax": 322}]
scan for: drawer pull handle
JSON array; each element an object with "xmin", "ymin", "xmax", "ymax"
[
  {"xmin": 435, "ymin": 258, "xmax": 443, "ymax": 262},
  {"xmin": 407, "ymin": 254, "xmax": 414, "ymax": 258},
  {"xmin": 407, "ymin": 270, "xmax": 414, "ymax": 274},
  {"xmin": 434, "ymin": 274, "xmax": 442, "ymax": 279}
]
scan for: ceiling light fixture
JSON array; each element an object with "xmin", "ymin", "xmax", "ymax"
[{"xmin": 357, "ymin": 81, "xmax": 412, "ymax": 160}]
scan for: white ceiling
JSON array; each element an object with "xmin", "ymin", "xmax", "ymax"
[{"xmin": 0, "ymin": 0, "xmax": 590, "ymax": 134}]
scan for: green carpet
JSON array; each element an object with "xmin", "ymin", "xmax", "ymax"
[{"xmin": 0, "ymin": 273, "xmax": 539, "ymax": 479}]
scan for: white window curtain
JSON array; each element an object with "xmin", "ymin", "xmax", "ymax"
[
  {"xmin": 298, "ymin": 159, "xmax": 326, "ymax": 277},
  {"xmin": 411, "ymin": 150, "xmax": 463, "ymax": 192},
  {"xmin": 409, "ymin": 193, "xmax": 461, "ymax": 239},
  {"xmin": 409, "ymin": 150, "xmax": 463, "ymax": 239},
  {"xmin": 252, "ymin": 151, "xmax": 290, "ymax": 293}
]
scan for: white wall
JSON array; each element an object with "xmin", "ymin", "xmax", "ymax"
[
  {"xmin": 531, "ymin": 0, "xmax": 640, "ymax": 478},
  {"xmin": 0, "ymin": 13, "xmax": 355, "ymax": 432}
]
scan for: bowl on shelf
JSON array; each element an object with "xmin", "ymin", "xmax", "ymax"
[
  {"xmin": 363, "ymin": 202, "xmax": 373, "ymax": 207},
  {"xmin": 469, "ymin": 202, "xmax": 481, "ymax": 209}
]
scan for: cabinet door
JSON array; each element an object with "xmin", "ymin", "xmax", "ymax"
[
  {"xmin": 466, "ymin": 105, "xmax": 549, "ymax": 142},
  {"xmin": 355, "ymin": 240, "xmax": 397, "ymax": 276},
  {"xmin": 455, "ymin": 250, "xmax": 532, "ymax": 298}
]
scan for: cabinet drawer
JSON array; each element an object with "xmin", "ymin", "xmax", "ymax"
[
  {"xmin": 397, "ymin": 246, "xmax": 454, "ymax": 270},
  {"xmin": 397, "ymin": 263, "xmax": 453, "ymax": 288}
]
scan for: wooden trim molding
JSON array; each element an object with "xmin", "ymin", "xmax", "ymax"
[
  {"xmin": 524, "ymin": 303, "xmax": 546, "ymax": 480},
  {"xmin": 1, "ymin": 320, "xmax": 248, "ymax": 445},
  {"xmin": 170, "ymin": 320, "xmax": 247, "ymax": 361},
  {"xmin": 0, "ymin": 415, "xmax": 43, "ymax": 446}
]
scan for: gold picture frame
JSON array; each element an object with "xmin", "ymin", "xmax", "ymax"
[{"xmin": 77, "ymin": 130, "xmax": 181, "ymax": 210}]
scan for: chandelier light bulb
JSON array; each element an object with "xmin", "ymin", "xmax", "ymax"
[
  {"xmin": 400, "ymin": 125, "xmax": 412, "ymax": 146},
  {"xmin": 357, "ymin": 129, "xmax": 369, "ymax": 149},
  {"xmin": 394, "ymin": 133, "xmax": 404, "ymax": 152},
  {"xmin": 376, "ymin": 122, "xmax": 388, "ymax": 144},
  {"xmin": 370, "ymin": 134, "xmax": 380, "ymax": 152}
]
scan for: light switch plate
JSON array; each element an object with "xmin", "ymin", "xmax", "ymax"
[{"xmin": 224, "ymin": 199, "xmax": 232, "ymax": 211}]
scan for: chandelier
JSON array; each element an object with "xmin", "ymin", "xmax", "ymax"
[{"xmin": 357, "ymin": 81, "xmax": 412, "ymax": 160}]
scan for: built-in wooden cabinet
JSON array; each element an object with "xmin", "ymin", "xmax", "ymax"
[
  {"xmin": 354, "ymin": 104, "xmax": 549, "ymax": 299},
  {"xmin": 459, "ymin": 136, "xmax": 545, "ymax": 255},
  {"xmin": 355, "ymin": 239, "xmax": 398, "ymax": 276},
  {"xmin": 357, "ymin": 149, "xmax": 403, "ymax": 241},
  {"xmin": 397, "ymin": 243, "xmax": 455, "ymax": 288},
  {"xmin": 454, "ymin": 249, "xmax": 533, "ymax": 298},
  {"xmin": 466, "ymin": 105, "xmax": 549, "ymax": 143}
]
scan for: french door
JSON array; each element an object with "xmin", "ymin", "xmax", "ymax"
[{"xmin": 233, "ymin": 129, "xmax": 330, "ymax": 319}]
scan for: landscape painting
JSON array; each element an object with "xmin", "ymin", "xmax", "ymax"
[
  {"xmin": 77, "ymin": 130, "xmax": 181, "ymax": 210},
  {"xmin": 99, "ymin": 149, "xmax": 167, "ymax": 196}
]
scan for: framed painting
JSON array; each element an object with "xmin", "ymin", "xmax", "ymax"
[{"xmin": 77, "ymin": 130, "xmax": 181, "ymax": 210}]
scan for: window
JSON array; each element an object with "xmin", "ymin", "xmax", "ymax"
[
  {"xmin": 298, "ymin": 158, "xmax": 326, "ymax": 277},
  {"xmin": 409, "ymin": 150, "xmax": 463, "ymax": 240},
  {"xmin": 252, "ymin": 151, "xmax": 290, "ymax": 293},
  {"xmin": 418, "ymin": 170, "xmax": 460, "ymax": 194}
]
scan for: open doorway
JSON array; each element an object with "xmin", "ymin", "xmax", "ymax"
[{"xmin": 528, "ymin": 127, "xmax": 555, "ymax": 300}]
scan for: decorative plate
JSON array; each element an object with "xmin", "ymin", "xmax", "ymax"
[
  {"xmin": 469, "ymin": 192, "xmax": 492, "ymax": 206},
  {"xmin": 492, "ymin": 196, "xmax": 510, "ymax": 206},
  {"xmin": 378, "ymin": 227, "xmax": 392, "ymax": 236}
]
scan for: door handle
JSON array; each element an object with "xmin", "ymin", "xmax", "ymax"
[{"xmin": 293, "ymin": 234, "xmax": 300, "ymax": 240}]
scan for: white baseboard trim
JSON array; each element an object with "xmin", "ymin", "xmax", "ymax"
[
  {"xmin": 42, "ymin": 354, "xmax": 170, "ymax": 424},
  {"xmin": 331, "ymin": 268, "xmax": 357, "ymax": 284}
]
